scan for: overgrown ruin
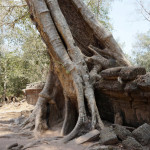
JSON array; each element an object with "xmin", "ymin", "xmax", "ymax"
[{"xmin": 17, "ymin": 0, "xmax": 150, "ymax": 149}]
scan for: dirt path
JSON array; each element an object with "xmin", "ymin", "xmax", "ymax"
[{"xmin": 0, "ymin": 102, "xmax": 89, "ymax": 150}]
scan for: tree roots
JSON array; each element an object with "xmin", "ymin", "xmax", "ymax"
[{"xmin": 23, "ymin": 0, "xmax": 130, "ymax": 143}]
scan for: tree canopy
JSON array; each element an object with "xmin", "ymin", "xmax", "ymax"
[{"xmin": 0, "ymin": 0, "xmax": 113, "ymax": 99}]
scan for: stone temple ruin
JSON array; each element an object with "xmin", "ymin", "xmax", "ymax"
[
  {"xmin": 25, "ymin": 66, "xmax": 150, "ymax": 128},
  {"xmin": 24, "ymin": 82, "xmax": 45, "ymax": 105},
  {"xmin": 96, "ymin": 66, "xmax": 150, "ymax": 128},
  {"xmin": 23, "ymin": 66, "xmax": 150, "ymax": 149},
  {"xmin": 21, "ymin": 0, "xmax": 150, "ymax": 148}
]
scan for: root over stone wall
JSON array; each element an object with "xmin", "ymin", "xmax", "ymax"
[{"xmin": 95, "ymin": 66, "xmax": 150, "ymax": 127}]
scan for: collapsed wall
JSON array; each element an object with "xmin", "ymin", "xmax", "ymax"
[
  {"xmin": 96, "ymin": 66, "xmax": 150, "ymax": 127},
  {"xmin": 24, "ymin": 67, "xmax": 150, "ymax": 127}
]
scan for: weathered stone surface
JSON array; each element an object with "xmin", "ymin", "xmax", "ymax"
[
  {"xmin": 122, "ymin": 137, "xmax": 143, "ymax": 150},
  {"xmin": 98, "ymin": 80, "xmax": 123, "ymax": 92},
  {"xmin": 124, "ymin": 81, "xmax": 138, "ymax": 92},
  {"xmin": 26, "ymin": 82, "xmax": 45, "ymax": 89},
  {"xmin": 100, "ymin": 67, "xmax": 122, "ymax": 80},
  {"xmin": 97, "ymin": 90, "xmax": 150, "ymax": 127},
  {"xmin": 120, "ymin": 108, "xmax": 138, "ymax": 126},
  {"xmin": 136, "ymin": 73, "xmax": 150, "ymax": 91},
  {"xmin": 136, "ymin": 108, "xmax": 150, "ymax": 124},
  {"xmin": 114, "ymin": 113, "xmax": 123, "ymax": 125},
  {"xmin": 89, "ymin": 145, "xmax": 122, "ymax": 150},
  {"xmin": 132, "ymin": 101, "xmax": 147, "ymax": 109},
  {"xmin": 75, "ymin": 130, "xmax": 100, "ymax": 144},
  {"xmin": 132, "ymin": 123, "xmax": 150, "ymax": 146},
  {"xmin": 119, "ymin": 67, "xmax": 146, "ymax": 81},
  {"xmin": 130, "ymin": 91, "xmax": 144, "ymax": 100},
  {"xmin": 113, "ymin": 124, "xmax": 132, "ymax": 141},
  {"xmin": 143, "ymin": 92, "xmax": 150, "ymax": 98},
  {"xmin": 97, "ymin": 80, "xmax": 150, "ymax": 127},
  {"xmin": 101, "ymin": 91, "xmax": 129, "ymax": 100},
  {"xmin": 99, "ymin": 127, "xmax": 118, "ymax": 145},
  {"xmin": 24, "ymin": 82, "xmax": 45, "ymax": 105}
]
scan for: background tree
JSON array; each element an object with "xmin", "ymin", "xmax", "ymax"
[
  {"xmin": 0, "ymin": 50, "xmax": 28, "ymax": 97},
  {"xmin": 0, "ymin": 0, "xmax": 113, "ymax": 99},
  {"xmin": 133, "ymin": 30, "xmax": 150, "ymax": 70},
  {"xmin": 133, "ymin": 0, "xmax": 150, "ymax": 70},
  {"xmin": 0, "ymin": 0, "xmax": 49, "ymax": 99}
]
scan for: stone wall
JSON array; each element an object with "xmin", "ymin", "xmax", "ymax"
[
  {"xmin": 24, "ymin": 67, "xmax": 150, "ymax": 127},
  {"xmin": 25, "ymin": 88, "xmax": 42, "ymax": 105},
  {"xmin": 24, "ymin": 82, "xmax": 45, "ymax": 105},
  {"xmin": 96, "ymin": 67, "xmax": 150, "ymax": 127}
]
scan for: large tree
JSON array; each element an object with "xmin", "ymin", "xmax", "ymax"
[
  {"xmin": 21, "ymin": 0, "xmax": 131, "ymax": 142},
  {"xmin": 0, "ymin": 0, "xmax": 112, "ymax": 99}
]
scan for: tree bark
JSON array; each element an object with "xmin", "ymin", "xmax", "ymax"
[{"xmin": 22, "ymin": 0, "xmax": 130, "ymax": 142}]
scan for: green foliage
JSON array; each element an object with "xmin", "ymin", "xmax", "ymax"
[
  {"xmin": 133, "ymin": 30, "xmax": 150, "ymax": 71},
  {"xmin": 0, "ymin": 0, "xmax": 112, "ymax": 98},
  {"xmin": 0, "ymin": 0, "xmax": 49, "ymax": 98},
  {"xmin": 84, "ymin": 0, "xmax": 113, "ymax": 30},
  {"xmin": 0, "ymin": 50, "xmax": 28, "ymax": 97}
]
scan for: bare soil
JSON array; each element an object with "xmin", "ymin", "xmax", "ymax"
[{"xmin": 0, "ymin": 102, "xmax": 90, "ymax": 150}]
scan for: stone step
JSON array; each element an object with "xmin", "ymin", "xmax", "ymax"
[{"xmin": 75, "ymin": 130, "xmax": 100, "ymax": 144}]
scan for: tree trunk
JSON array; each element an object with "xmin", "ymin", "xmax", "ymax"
[{"xmin": 22, "ymin": 0, "xmax": 131, "ymax": 142}]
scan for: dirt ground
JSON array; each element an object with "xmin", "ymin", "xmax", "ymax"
[{"xmin": 0, "ymin": 101, "xmax": 90, "ymax": 150}]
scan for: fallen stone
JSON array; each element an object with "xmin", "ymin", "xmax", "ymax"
[
  {"xmin": 132, "ymin": 123, "xmax": 150, "ymax": 146},
  {"xmin": 75, "ymin": 130, "xmax": 100, "ymax": 144},
  {"xmin": 100, "ymin": 67, "xmax": 122, "ymax": 80},
  {"xmin": 113, "ymin": 124, "xmax": 132, "ymax": 141},
  {"xmin": 99, "ymin": 127, "xmax": 119, "ymax": 145},
  {"xmin": 119, "ymin": 67, "xmax": 146, "ymax": 81},
  {"xmin": 122, "ymin": 137, "xmax": 143, "ymax": 150},
  {"xmin": 122, "ymin": 126, "xmax": 135, "ymax": 132},
  {"xmin": 89, "ymin": 145, "xmax": 122, "ymax": 150}
]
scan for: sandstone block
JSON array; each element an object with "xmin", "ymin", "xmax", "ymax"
[
  {"xmin": 122, "ymin": 137, "xmax": 143, "ymax": 150},
  {"xmin": 99, "ymin": 127, "xmax": 118, "ymax": 145},
  {"xmin": 75, "ymin": 130, "xmax": 100, "ymax": 144},
  {"xmin": 132, "ymin": 123, "xmax": 150, "ymax": 146},
  {"xmin": 113, "ymin": 124, "xmax": 132, "ymax": 141},
  {"xmin": 119, "ymin": 67, "xmax": 146, "ymax": 81},
  {"xmin": 100, "ymin": 67, "xmax": 122, "ymax": 80}
]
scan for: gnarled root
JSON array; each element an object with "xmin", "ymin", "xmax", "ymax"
[
  {"xmin": 24, "ymin": 0, "xmax": 105, "ymax": 142},
  {"xmin": 61, "ymin": 95, "xmax": 78, "ymax": 136},
  {"xmin": 20, "ymin": 69, "xmax": 64, "ymax": 136},
  {"xmin": 24, "ymin": 0, "xmax": 130, "ymax": 143}
]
